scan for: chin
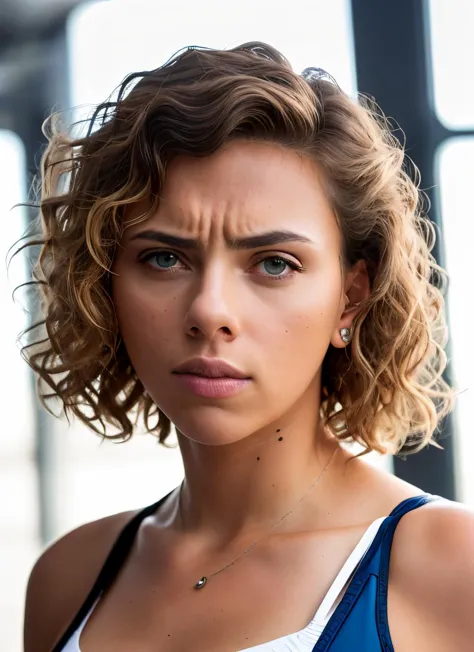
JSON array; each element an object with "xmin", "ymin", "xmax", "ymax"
[{"xmin": 169, "ymin": 405, "xmax": 266, "ymax": 447}]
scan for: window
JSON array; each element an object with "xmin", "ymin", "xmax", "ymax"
[
  {"xmin": 429, "ymin": 0, "xmax": 474, "ymax": 129},
  {"xmin": 0, "ymin": 130, "xmax": 37, "ymax": 652},
  {"xmin": 428, "ymin": 0, "xmax": 474, "ymax": 504},
  {"xmin": 68, "ymin": 0, "xmax": 357, "ymax": 111},
  {"xmin": 436, "ymin": 138, "xmax": 474, "ymax": 505}
]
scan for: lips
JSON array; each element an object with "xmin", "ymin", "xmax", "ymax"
[
  {"xmin": 172, "ymin": 358, "xmax": 250, "ymax": 379},
  {"xmin": 172, "ymin": 358, "xmax": 251, "ymax": 398}
]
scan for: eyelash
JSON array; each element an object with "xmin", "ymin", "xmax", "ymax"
[{"xmin": 139, "ymin": 250, "xmax": 304, "ymax": 280}]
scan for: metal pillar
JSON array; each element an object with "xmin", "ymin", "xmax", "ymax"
[{"xmin": 0, "ymin": 26, "xmax": 71, "ymax": 542}]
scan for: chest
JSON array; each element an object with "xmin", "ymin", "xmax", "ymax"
[
  {"xmin": 78, "ymin": 528, "xmax": 364, "ymax": 652},
  {"xmin": 75, "ymin": 522, "xmax": 443, "ymax": 652}
]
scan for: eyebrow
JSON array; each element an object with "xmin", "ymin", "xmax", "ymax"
[{"xmin": 129, "ymin": 229, "xmax": 313, "ymax": 249}]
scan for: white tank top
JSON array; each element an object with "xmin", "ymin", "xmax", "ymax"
[{"xmin": 60, "ymin": 516, "xmax": 386, "ymax": 652}]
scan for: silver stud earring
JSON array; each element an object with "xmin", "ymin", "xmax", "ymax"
[{"xmin": 340, "ymin": 328, "xmax": 352, "ymax": 343}]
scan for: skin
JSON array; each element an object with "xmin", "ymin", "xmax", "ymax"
[
  {"xmin": 24, "ymin": 140, "xmax": 474, "ymax": 652},
  {"xmin": 112, "ymin": 139, "xmax": 370, "ymax": 538}
]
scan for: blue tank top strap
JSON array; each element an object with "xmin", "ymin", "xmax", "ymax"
[
  {"xmin": 352, "ymin": 493, "xmax": 442, "ymax": 578},
  {"xmin": 375, "ymin": 493, "xmax": 442, "ymax": 649},
  {"xmin": 312, "ymin": 493, "xmax": 442, "ymax": 651}
]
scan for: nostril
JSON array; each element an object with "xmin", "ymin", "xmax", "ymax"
[{"xmin": 185, "ymin": 323, "xmax": 236, "ymax": 340}]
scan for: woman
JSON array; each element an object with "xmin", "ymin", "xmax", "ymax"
[{"xmin": 23, "ymin": 42, "xmax": 473, "ymax": 651}]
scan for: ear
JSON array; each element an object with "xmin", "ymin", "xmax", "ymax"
[{"xmin": 330, "ymin": 259, "xmax": 371, "ymax": 349}]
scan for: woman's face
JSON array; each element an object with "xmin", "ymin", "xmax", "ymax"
[{"xmin": 112, "ymin": 140, "xmax": 349, "ymax": 445}]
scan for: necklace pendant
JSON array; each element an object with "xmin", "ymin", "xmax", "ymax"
[{"xmin": 194, "ymin": 577, "xmax": 207, "ymax": 589}]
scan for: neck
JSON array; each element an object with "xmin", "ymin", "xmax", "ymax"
[{"xmin": 176, "ymin": 406, "xmax": 341, "ymax": 544}]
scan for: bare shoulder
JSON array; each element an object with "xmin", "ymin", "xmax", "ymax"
[
  {"xmin": 24, "ymin": 506, "xmax": 140, "ymax": 652},
  {"xmin": 389, "ymin": 497, "xmax": 474, "ymax": 650}
]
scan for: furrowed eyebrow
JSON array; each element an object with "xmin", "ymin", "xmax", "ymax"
[
  {"xmin": 229, "ymin": 230, "xmax": 313, "ymax": 249},
  {"xmin": 129, "ymin": 229, "xmax": 313, "ymax": 249},
  {"xmin": 129, "ymin": 231, "xmax": 197, "ymax": 249}
]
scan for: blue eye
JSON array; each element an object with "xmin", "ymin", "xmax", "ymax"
[
  {"xmin": 145, "ymin": 252, "xmax": 180, "ymax": 269},
  {"xmin": 256, "ymin": 256, "xmax": 302, "ymax": 279},
  {"xmin": 261, "ymin": 257, "xmax": 289, "ymax": 276},
  {"xmin": 156, "ymin": 253, "xmax": 178, "ymax": 268}
]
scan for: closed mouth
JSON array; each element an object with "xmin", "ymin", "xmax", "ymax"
[{"xmin": 172, "ymin": 358, "xmax": 250, "ymax": 379}]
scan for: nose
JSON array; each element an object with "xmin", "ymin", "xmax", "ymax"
[{"xmin": 184, "ymin": 265, "xmax": 240, "ymax": 343}]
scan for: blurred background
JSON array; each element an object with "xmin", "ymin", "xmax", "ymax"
[{"xmin": 0, "ymin": 0, "xmax": 472, "ymax": 649}]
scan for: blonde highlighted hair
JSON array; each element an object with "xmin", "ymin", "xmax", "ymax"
[{"xmin": 20, "ymin": 42, "xmax": 456, "ymax": 456}]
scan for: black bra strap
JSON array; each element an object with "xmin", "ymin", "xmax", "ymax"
[{"xmin": 52, "ymin": 490, "xmax": 173, "ymax": 651}]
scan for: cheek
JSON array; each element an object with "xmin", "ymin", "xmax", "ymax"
[
  {"xmin": 254, "ymin": 275, "xmax": 341, "ymax": 369},
  {"xmin": 237, "ymin": 273, "xmax": 340, "ymax": 423},
  {"xmin": 111, "ymin": 273, "xmax": 179, "ymax": 366}
]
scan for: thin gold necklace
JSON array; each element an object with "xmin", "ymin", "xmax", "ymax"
[{"xmin": 179, "ymin": 442, "xmax": 339, "ymax": 590}]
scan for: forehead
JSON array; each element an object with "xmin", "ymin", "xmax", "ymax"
[{"xmin": 126, "ymin": 140, "xmax": 340, "ymax": 246}]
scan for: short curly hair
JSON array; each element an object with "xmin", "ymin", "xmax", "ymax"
[{"xmin": 19, "ymin": 41, "xmax": 456, "ymax": 457}]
